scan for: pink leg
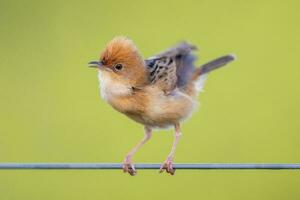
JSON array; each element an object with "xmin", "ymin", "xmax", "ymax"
[
  {"xmin": 160, "ymin": 123, "xmax": 181, "ymax": 175},
  {"xmin": 123, "ymin": 126, "xmax": 152, "ymax": 176}
]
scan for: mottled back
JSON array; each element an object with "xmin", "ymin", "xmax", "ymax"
[{"xmin": 145, "ymin": 42, "xmax": 197, "ymax": 92}]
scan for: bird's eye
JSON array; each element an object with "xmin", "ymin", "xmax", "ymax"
[{"xmin": 114, "ymin": 64, "xmax": 123, "ymax": 71}]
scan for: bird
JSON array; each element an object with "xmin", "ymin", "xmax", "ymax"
[{"xmin": 88, "ymin": 36, "xmax": 235, "ymax": 176}]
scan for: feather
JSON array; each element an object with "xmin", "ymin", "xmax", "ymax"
[{"xmin": 145, "ymin": 42, "xmax": 197, "ymax": 93}]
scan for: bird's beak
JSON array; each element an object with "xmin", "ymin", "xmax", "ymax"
[{"xmin": 88, "ymin": 61, "xmax": 103, "ymax": 68}]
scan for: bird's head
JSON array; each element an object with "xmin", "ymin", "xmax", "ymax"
[{"xmin": 89, "ymin": 36, "xmax": 147, "ymax": 86}]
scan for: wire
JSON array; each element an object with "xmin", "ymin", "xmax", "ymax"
[{"xmin": 0, "ymin": 163, "xmax": 300, "ymax": 169}]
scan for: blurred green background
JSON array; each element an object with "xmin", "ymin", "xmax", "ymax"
[{"xmin": 1, "ymin": 0, "xmax": 300, "ymax": 199}]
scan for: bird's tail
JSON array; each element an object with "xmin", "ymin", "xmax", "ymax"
[
  {"xmin": 186, "ymin": 54, "xmax": 236, "ymax": 95},
  {"xmin": 192, "ymin": 54, "xmax": 236, "ymax": 80}
]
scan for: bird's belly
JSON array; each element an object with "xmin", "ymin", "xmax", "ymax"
[{"xmin": 129, "ymin": 90, "xmax": 198, "ymax": 128}]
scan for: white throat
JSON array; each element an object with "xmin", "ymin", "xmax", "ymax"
[{"xmin": 97, "ymin": 71, "xmax": 132, "ymax": 101}]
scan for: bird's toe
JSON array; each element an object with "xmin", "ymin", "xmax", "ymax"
[
  {"xmin": 123, "ymin": 163, "xmax": 137, "ymax": 176},
  {"xmin": 159, "ymin": 160, "xmax": 175, "ymax": 175}
]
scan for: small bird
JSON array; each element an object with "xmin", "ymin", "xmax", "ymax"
[{"xmin": 89, "ymin": 36, "xmax": 235, "ymax": 175}]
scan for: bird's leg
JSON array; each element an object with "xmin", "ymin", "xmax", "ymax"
[
  {"xmin": 123, "ymin": 126, "xmax": 152, "ymax": 176},
  {"xmin": 160, "ymin": 123, "xmax": 181, "ymax": 175}
]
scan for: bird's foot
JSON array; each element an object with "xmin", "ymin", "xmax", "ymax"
[
  {"xmin": 159, "ymin": 159, "xmax": 175, "ymax": 175},
  {"xmin": 122, "ymin": 157, "xmax": 137, "ymax": 176}
]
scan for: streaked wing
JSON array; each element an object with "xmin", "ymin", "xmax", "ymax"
[
  {"xmin": 145, "ymin": 57, "xmax": 177, "ymax": 92},
  {"xmin": 145, "ymin": 42, "xmax": 198, "ymax": 92}
]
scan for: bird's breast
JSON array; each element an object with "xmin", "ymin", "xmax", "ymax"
[{"xmin": 98, "ymin": 71, "xmax": 132, "ymax": 101}]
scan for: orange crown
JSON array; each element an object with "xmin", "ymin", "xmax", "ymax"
[{"xmin": 100, "ymin": 36, "xmax": 144, "ymax": 67}]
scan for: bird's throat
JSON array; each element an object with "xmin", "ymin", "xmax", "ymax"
[{"xmin": 97, "ymin": 71, "xmax": 132, "ymax": 101}]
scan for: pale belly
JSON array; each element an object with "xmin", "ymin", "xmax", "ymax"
[{"xmin": 125, "ymin": 89, "xmax": 198, "ymax": 128}]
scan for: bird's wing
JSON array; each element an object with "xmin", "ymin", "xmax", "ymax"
[{"xmin": 145, "ymin": 42, "xmax": 198, "ymax": 92}]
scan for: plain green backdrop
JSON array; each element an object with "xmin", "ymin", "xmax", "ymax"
[{"xmin": 1, "ymin": 0, "xmax": 300, "ymax": 199}]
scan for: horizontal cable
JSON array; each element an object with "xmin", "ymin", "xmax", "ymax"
[{"xmin": 0, "ymin": 163, "xmax": 300, "ymax": 169}]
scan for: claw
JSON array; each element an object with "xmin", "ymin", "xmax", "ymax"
[
  {"xmin": 159, "ymin": 160, "xmax": 175, "ymax": 175},
  {"xmin": 122, "ymin": 162, "xmax": 137, "ymax": 176}
]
